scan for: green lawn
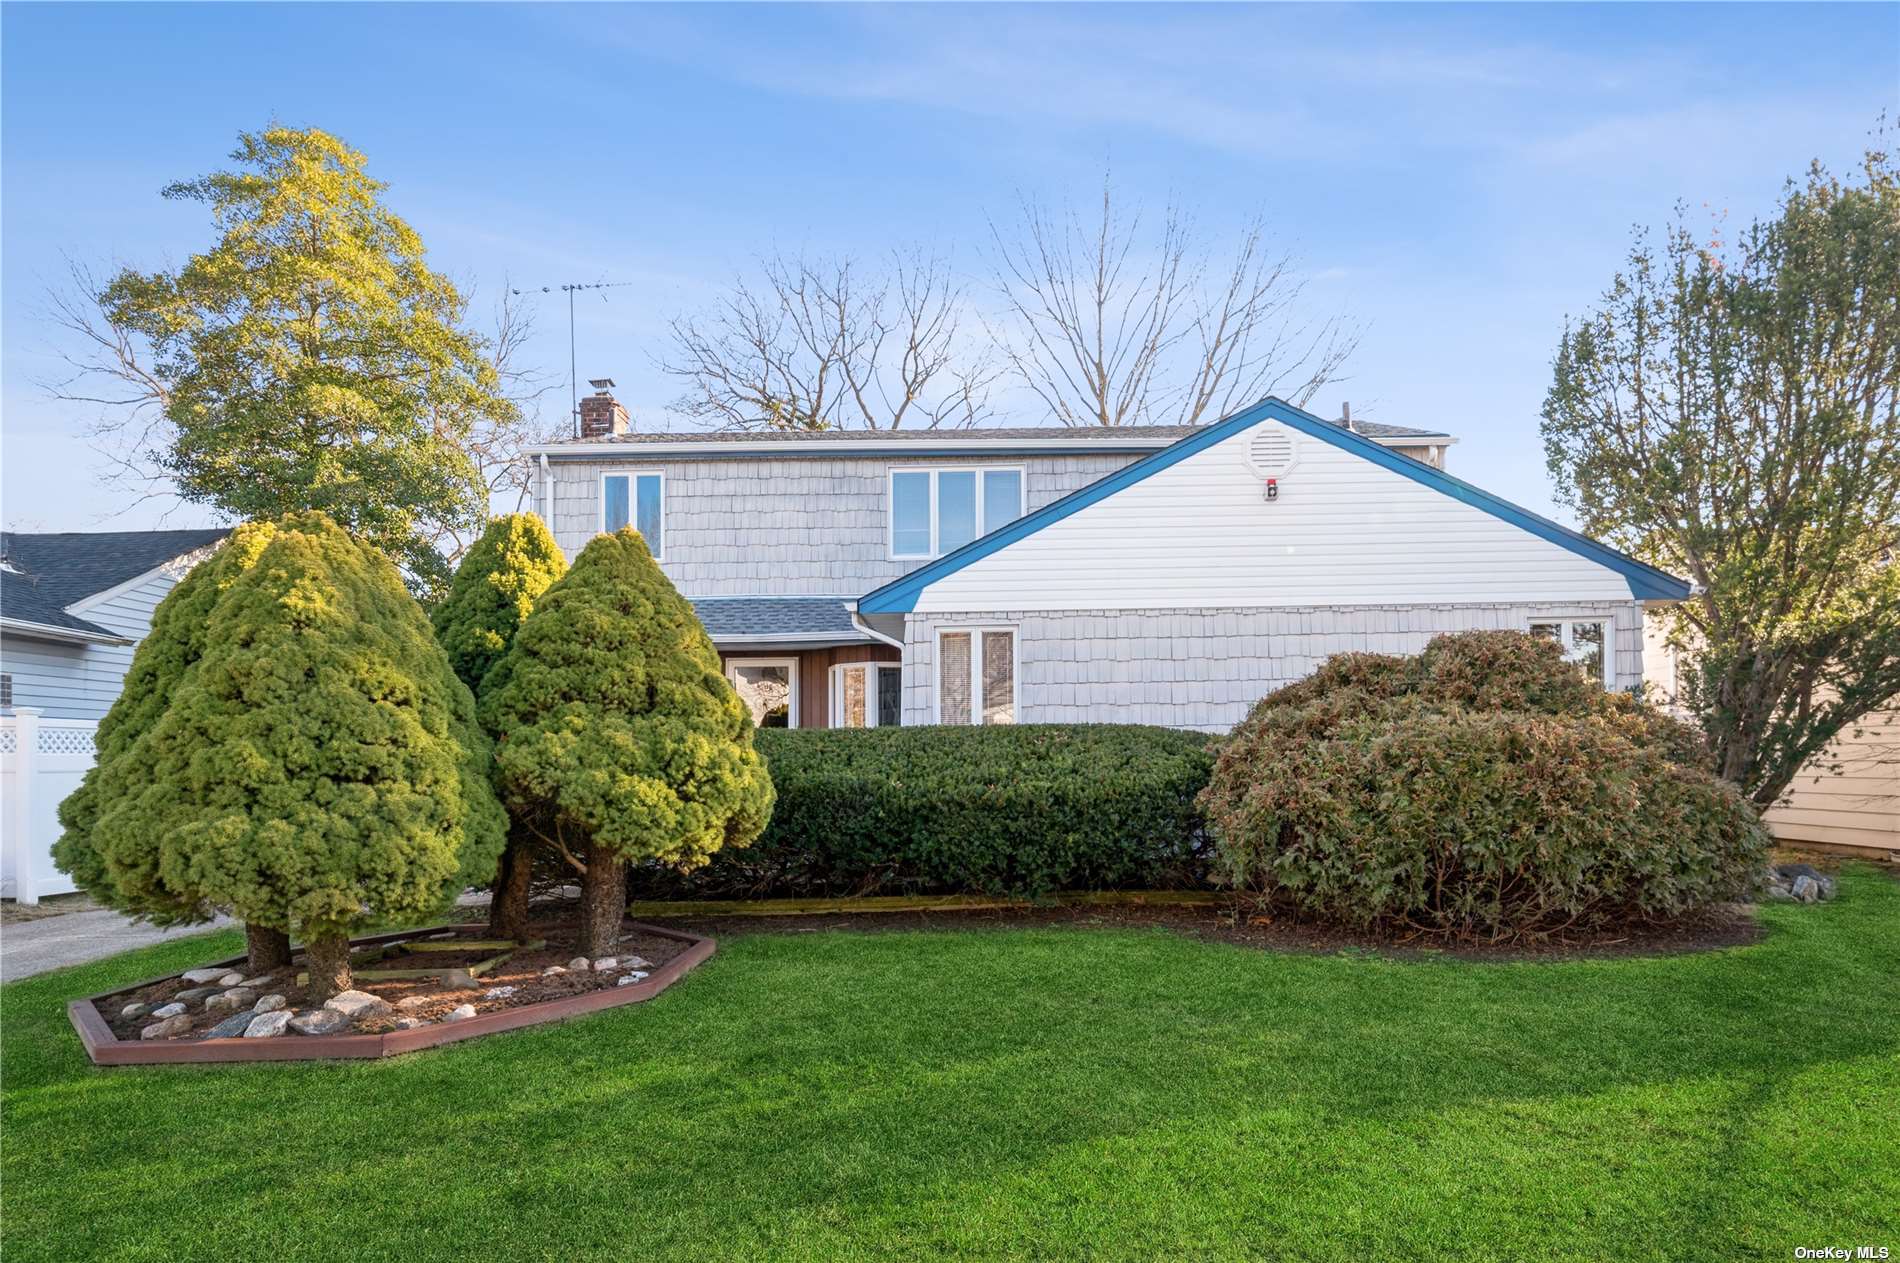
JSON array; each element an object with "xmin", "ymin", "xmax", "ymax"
[{"xmin": 4, "ymin": 871, "xmax": 1897, "ymax": 1263}]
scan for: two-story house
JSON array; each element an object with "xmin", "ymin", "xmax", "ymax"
[{"xmin": 526, "ymin": 390, "xmax": 1686, "ymax": 733}]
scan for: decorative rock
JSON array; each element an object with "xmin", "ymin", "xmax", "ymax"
[
  {"xmin": 253, "ymin": 994, "xmax": 287, "ymax": 1014},
  {"xmin": 443, "ymin": 1004, "xmax": 478, "ymax": 1023},
  {"xmin": 620, "ymin": 955, "xmax": 653, "ymax": 970},
  {"xmin": 1765, "ymin": 883, "xmax": 1796, "ymax": 901},
  {"xmin": 395, "ymin": 1017, "xmax": 428, "ymax": 1030},
  {"xmin": 243, "ymin": 1010, "xmax": 293, "ymax": 1038},
  {"xmin": 541, "ymin": 965, "xmax": 567, "ymax": 976},
  {"xmin": 439, "ymin": 969, "xmax": 482, "ymax": 991},
  {"xmin": 140, "ymin": 1014, "xmax": 193, "ymax": 1040},
  {"xmin": 1792, "ymin": 875, "xmax": 1822, "ymax": 903},
  {"xmin": 181, "ymin": 967, "xmax": 234, "ymax": 984},
  {"xmin": 482, "ymin": 985, "xmax": 517, "ymax": 999},
  {"xmin": 616, "ymin": 973, "xmax": 650, "ymax": 987},
  {"xmin": 206, "ymin": 1011, "xmax": 255, "ymax": 1039},
  {"xmin": 217, "ymin": 972, "xmax": 245, "ymax": 987},
  {"xmin": 567, "ymin": 956, "xmax": 590, "ymax": 971},
  {"xmin": 323, "ymin": 989, "xmax": 392, "ymax": 1019},
  {"xmin": 238, "ymin": 975, "xmax": 277, "ymax": 988},
  {"xmin": 591, "ymin": 957, "xmax": 618, "ymax": 972},
  {"xmin": 288, "ymin": 1009, "xmax": 350, "ymax": 1036},
  {"xmin": 394, "ymin": 995, "xmax": 433, "ymax": 1012},
  {"xmin": 175, "ymin": 986, "xmax": 220, "ymax": 1002},
  {"xmin": 205, "ymin": 988, "xmax": 258, "ymax": 1013},
  {"xmin": 152, "ymin": 1002, "xmax": 187, "ymax": 1019},
  {"xmin": 120, "ymin": 1002, "xmax": 151, "ymax": 1020}
]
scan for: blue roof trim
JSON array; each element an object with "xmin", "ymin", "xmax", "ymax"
[{"xmin": 856, "ymin": 397, "xmax": 1689, "ymax": 613}]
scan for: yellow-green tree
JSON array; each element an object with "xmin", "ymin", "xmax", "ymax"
[
  {"xmin": 481, "ymin": 529, "xmax": 775, "ymax": 956},
  {"xmin": 60, "ymin": 126, "xmax": 516, "ymax": 594},
  {"xmin": 431, "ymin": 513, "xmax": 567, "ymax": 938}
]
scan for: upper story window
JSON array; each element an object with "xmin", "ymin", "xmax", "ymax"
[
  {"xmin": 889, "ymin": 467, "xmax": 1024, "ymax": 559},
  {"xmin": 602, "ymin": 472, "xmax": 664, "ymax": 558},
  {"xmin": 1530, "ymin": 618, "xmax": 1611, "ymax": 688}
]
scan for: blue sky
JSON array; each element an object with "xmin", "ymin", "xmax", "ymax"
[{"xmin": 3, "ymin": 2, "xmax": 1894, "ymax": 530}]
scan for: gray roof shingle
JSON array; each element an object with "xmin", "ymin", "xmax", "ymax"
[
  {"xmin": 541, "ymin": 418, "xmax": 1450, "ymax": 447},
  {"xmin": 1, "ymin": 529, "xmax": 231, "ymax": 610},
  {"xmin": 689, "ymin": 597, "xmax": 866, "ymax": 641}
]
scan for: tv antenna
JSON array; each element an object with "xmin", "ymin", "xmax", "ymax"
[{"xmin": 509, "ymin": 280, "xmax": 636, "ymax": 437}]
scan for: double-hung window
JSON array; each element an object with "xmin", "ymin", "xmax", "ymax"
[
  {"xmin": 601, "ymin": 471, "xmax": 664, "ymax": 558},
  {"xmin": 937, "ymin": 628, "xmax": 1016, "ymax": 725},
  {"xmin": 890, "ymin": 467, "xmax": 1024, "ymax": 558},
  {"xmin": 1529, "ymin": 618, "xmax": 1612, "ymax": 688}
]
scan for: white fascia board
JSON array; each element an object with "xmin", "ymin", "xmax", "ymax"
[
  {"xmin": 0, "ymin": 617, "xmax": 133, "ymax": 646},
  {"xmin": 528, "ymin": 437, "xmax": 1178, "ymax": 459}
]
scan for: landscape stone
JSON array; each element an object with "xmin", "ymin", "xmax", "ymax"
[
  {"xmin": 120, "ymin": 1002, "xmax": 151, "ymax": 1020},
  {"xmin": 140, "ymin": 1015, "xmax": 193, "ymax": 1040},
  {"xmin": 483, "ymin": 985, "xmax": 517, "ymax": 999},
  {"xmin": 439, "ymin": 969, "xmax": 482, "ymax": 991},
  {"xmin": 205, "ymin": 988, "xmax": 258, "ymax": 1013},
  {"xmin": 206, "ymin": 1012, "xmax": 255, "ymax": 1039},
  {"xmin": 394, "ymin": 995, "xmax": 433, "ymax": 1011},
  {"xmin": 152, "ymin": 1002, "xmax": 186, "ymax": 1019},
  {"xmin": 176, "ymin": 986, "xmax": 219, "ymax": 1002},
  {"xmin": 181, "ymin": 967, "xmax": 234, "ymax": 984},
  {"xmin": 541, "ymin": 965, "xmax": 567, "ymax": 976},
  {"xmin": 395, "ymin": 1017, "xmax": 428, "ymax": 1030},
  {"xmin": 253, "ymin": 994, "xmax": 287, "ymax": 1014},
  {"xmin": 217, "ymin": 972, "xmax": 245, "ymax": 987},
  {"xmin": 324, "ymin": 989, "xmax": 392, "ymax": 1019},
  {"xmin": 238, "ymin": 975, "xmax": 277, "ymax": 988},
  {"xmin": 244, "ymin": 1010, "xmax": 293, "ymax": 1038},
  {"xmin": 591, "ymin": 957, "xmax": 618, "ymax": 972},
  {"xmin": 443, "ymin": 1004, "xmax": 478, "ymax": 1022},
  {"xmin": 1792, "ymin": 875, "xmax": 1821, "ymax": 903},
  {"xmin": 567, "ymin": 957, "xmax": 589, "ymax": 971},
  {"xmin": 621, "ymin": 956, "xmax": 654, "ymax": 970},
  {"xmin": 288, "ymin": 1009, "xmax": 351, "ymax": 1036}
]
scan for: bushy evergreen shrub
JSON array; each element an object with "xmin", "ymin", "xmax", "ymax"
[
  {"xmin": 629, "ymin": 725, "xmax": 1215, "ymax": 900},
  {"xmin": 481, "ymin": 528, "xmax": 774, "ymax": 954},
  {"xmin": 1201, "ymin": 630, "xmax": 1768, "ymax": 938}
]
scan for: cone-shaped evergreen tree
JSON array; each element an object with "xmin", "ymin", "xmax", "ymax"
[
  {"xmin": 83, "ymin": 513, "xmax": 506, "ymax": 998},
  {"xmin": 482, "ymin": 528, "xmax": 775, "ymax": 956},
  {"xmin": 52, "ymin": 520, "xmax": 300, "ymax": 970},
  {"xmin": 431, "ymin": 513, "xmax": 566, "ymax": 938}
]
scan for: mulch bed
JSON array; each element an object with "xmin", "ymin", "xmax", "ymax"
[
  {"xmin": 656, "ymin": 898, "xmax": 1766, "ymax": 961},
  {"xmin": 101, "ymin": 919, "xmax": 689, "ymax": 1043}
]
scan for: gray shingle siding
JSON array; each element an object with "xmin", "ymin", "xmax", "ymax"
[
  {"xmin": 902, "ymin": 601, "xmax": 1645, "ymax": 730},
  {"xmin": 545, "ymin": 452, "xmax": 1139, "ymax": 596}
]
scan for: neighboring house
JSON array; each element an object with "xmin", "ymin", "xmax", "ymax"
[
  {"xmin": 1, "ymin": 528, "xmax": 229, "ymax": 902},
  {"xmin": 0, "ymin": 528, "xmax": 231, "ymax": 720},
  {"xmin": 528, "ymin": 391, "xmax": 1683, "ymax": 734},
  {"xmin": 1644, "ymin": 630, "xmax": 1899, "ymax": 859}
]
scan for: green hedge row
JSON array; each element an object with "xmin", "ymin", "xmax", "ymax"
[{"xmin": 627, "ymin": 724, "xmax": 1215, "ymax": 900}]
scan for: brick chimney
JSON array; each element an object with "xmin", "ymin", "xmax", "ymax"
[{"xmin": 578, "ymin": 380, "xmax": 631, "ymax": 439}]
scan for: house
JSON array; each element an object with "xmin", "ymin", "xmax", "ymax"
[
  {"xmin": 527, "ymin": 391, "xmax": 1685, "ymax": 733},
  {"xmin": 1, "ymin": 528, "xmax": 229, "ymax": 902}
]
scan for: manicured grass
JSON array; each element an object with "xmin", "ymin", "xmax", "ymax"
[{"xmin": 4, "ymin": 872, "xmax": 1897, "ymax": 1262}]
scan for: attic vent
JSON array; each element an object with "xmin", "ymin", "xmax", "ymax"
[{"xmin": 1244, "ymin": 425, "xmax": 1299, "ymax": 479}]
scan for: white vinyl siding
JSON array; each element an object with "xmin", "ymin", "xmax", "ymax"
[{"xmin": 909, "ymin": 420, "xmax": 1638, "ymax": 613}]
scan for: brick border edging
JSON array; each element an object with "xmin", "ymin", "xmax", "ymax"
[{"xmin": 67, "ymin": 921, "xmax": 715, "ymax": 1067}]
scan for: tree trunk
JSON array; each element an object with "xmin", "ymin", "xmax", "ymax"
[
  {"xmin": 486, "ymin": 837, "xmax": 534, "ymax": 941},
  {"xmin": 244, "ymin": 923, "xmax": 293, "ymax": 974},
  {"xmin": 577, "ymin": 842, "xmax": 627, "ymax": 959},
  {"xmin": 304, "ymin": 931, "xmax": 353, "ymax": 1002}
]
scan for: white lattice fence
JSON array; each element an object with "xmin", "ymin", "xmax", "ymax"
[{"xmin": 1, "ymin": 710, "xmax": 94, "ymax": 903}]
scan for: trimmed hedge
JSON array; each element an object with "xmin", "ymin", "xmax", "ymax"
[
  {"xmin": 628, "ymin": 725, "xmax": 1215, "ymax": 900},
  {"xmin": 1202, "ymin": 631, "xmax": 1769, "ymax": 939}
]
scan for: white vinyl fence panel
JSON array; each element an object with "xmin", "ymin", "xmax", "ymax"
[{"xmin": 1, "ymin": 709, "xmax": 94, "ymax": 904}]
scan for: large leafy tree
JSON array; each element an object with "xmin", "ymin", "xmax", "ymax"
[
  {"xmin": 481, "ymin": 529, "xmax": 775, "ymax": 957},
  {"xmin": 49, "ymin": 126, "xmax": 517, "ymax": 593},
  {"xmin": 1543, "ymin": 143, "xmax": 1899, "ymax": 805},
  {"xmin": 431, "ymin": 513, "xmax": 567, "ymax": 939},
  {"xmin": 53, "ymin": 520, "xmax": 295, "ymax": 972},
  {"xmin": 79, "ymin": 513, "xmax": 507, "ymax": 999}
]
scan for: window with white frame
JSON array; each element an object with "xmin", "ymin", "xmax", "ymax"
[
  {"xmin": 601, "ymin": 471, "xmax": 664, "ymax": 557},
  {"xmin": 830, "ymin": 662, "xmax": 903, "ymax": 728},
  {"xmin": 1529, "ymin": 618, "xmax": 1612, "ymax": 687},
  {"xmin": 890, "ymin": 467, "xmax": 1024, "ymax": 558},
  {"xmin": 937, "ymin": 628, "xmax": 1016, "ymax": 725}
]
